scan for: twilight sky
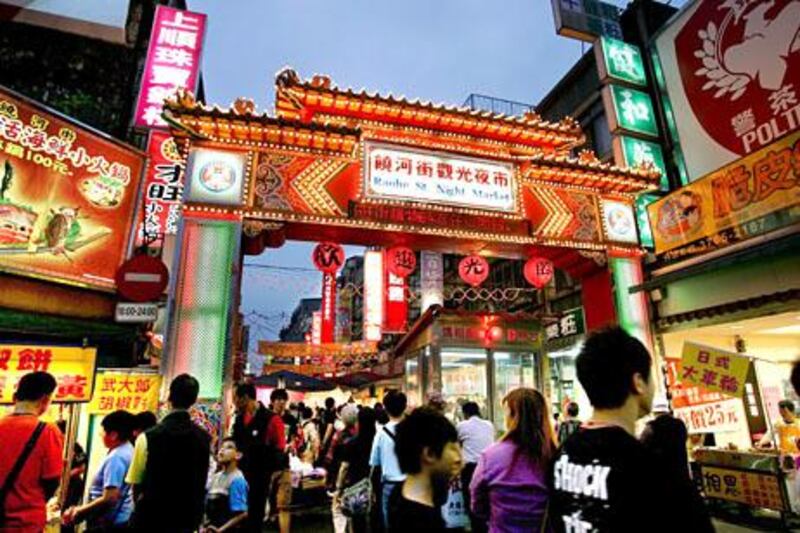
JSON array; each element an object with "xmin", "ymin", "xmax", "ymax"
[{"xmin": 187, "ymin": 0, "xmax": 687, "ymax": 342}]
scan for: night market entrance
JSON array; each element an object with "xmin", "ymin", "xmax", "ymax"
[{"xmin": 161, "ymin": 69, "xmax": 660, "ymax": 419}]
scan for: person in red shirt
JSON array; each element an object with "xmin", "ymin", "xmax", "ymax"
[
  {"xmin": 266, "ymin": 388, "xmax": 290, "ymax": 533},
  {"xmin": 0, "ymin": 371, "xmax": 64, "ymax": 532}
]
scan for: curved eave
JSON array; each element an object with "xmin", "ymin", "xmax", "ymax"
[{"xmin": 523, "ymin": 158, "xmax": 661, "ymax": 194}]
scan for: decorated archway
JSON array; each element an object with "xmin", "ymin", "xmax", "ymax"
[{"xmin": 162, "ymin": 69, "xmax": 659, "ymax": 398}]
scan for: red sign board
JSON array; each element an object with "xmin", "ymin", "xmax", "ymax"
[
  {"xmin": 459, "ymin": 255, "xmax": 489, "ymax": 287},
  {"xmin": 115, "ymin": 254, "xmax": 169, "ymax": 302},
  {"xmin": 136, "ymin": 130, "xmax": 183, "ymax": 246},
  {"xmin": 312, "ymin": 242, "xmax": 345, "ymax": 274},
  {"xmin": 384, "ymin": 266, "xmax": 408, "ymax": 333},
  {"xmin": 134, "ymin": 6, "xmax": 207, "ymax": 129},
  {"xmin": 386, "ymin": 246, "xmax": 416, "ymax": 278},
  {"xmin": 321, "ymin": 273, "xmax": 336, "ymax": 344},
  {"xmin": 0, "ymin": 87, "xmax": 145, "ymax": 290}
]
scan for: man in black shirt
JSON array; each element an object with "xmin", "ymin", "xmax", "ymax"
[
  {"xmin": 549, "ymin": 327, "xmax": 676, "ymax": 533},
  {"xmin": 388, "ymin": 407, "xmax": 463, "ymax": 533}
]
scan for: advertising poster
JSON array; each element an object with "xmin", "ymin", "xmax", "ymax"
[
  {"xmin": 679, "ymin": 342, "xmax": 751, "ymax": 397},
  {"xmin": 0, "ymin": 87, "xmax": 145, "ymax": 289},
  {"xmin": 135, "ymin": 130, "xmax": 183, "ymax": 246},
  {"xmin": 0, "ymin": 344, "xmax": 97, "ymax": 404},
  {"xmin": 87, "ymin": 371, "xmax": 161, "ymax": 415}
]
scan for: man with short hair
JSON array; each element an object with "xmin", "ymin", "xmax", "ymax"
[
  {"xmin": 370, "ymin": 390, "xmax": 407, "ymax": 530},
  {"xmin": 0, "ymin": 372, "xmax": 63, "ymax": 531},
  {"xmin": 456, "ymin": 401, "xmax": 493, "ymax": 533},
  {"xmin": 759, "ymin": 399, "xmax": 800, "ymax": 453},
  {"xmin": 266, "ymin": 389, "xmax": 291, "ymax": 533},
  {"xmin": 62, "ymin": 410, "xmax": 136, "ymax": 530},
  {"xmin": 548, "ymin": 327, "xmax": 673, "ymax": 532},
  {"xmin": 126, "ymin": 374, "xmax": 211, "ymax": 532},
  {"xmin": 557, "ymin": 401, "xmax": 581, "ymax": 445},
  {"xmin": 388, "ymin": 407, "xmax": 463, "ymax": 533}
]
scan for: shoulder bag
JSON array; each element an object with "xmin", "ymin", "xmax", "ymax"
[{"xmin": 0, "ymin": 421, "xmax": 46, "ymax": 525}]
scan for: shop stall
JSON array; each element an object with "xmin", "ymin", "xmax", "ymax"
[{"xmin": 393, "ymin": 306, "xmax": 543, "ymax": 429}]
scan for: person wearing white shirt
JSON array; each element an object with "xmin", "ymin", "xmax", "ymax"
[
  {"xmin": 457, "ymin": 401, "xmax": 494, "ymax": 533},
  {"xmin": 369, "ymin": 390, "xmax": 407, "ymax": 530}
]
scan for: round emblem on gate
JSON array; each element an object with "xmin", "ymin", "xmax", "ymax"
[{"xmin": 198, "ymin": 161, "xmax": 237, "ymax": 193}]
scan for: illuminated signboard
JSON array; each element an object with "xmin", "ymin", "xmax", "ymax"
[
  {"xmin": 603, "ymin": 85, "xmax": 659, "ymax": 138},
  {"xmin": 550, "ymin": 0, "xmax": 622, "ymax": 43},
  {"xmin": 363, "ymin": 250, "xmax": 384, "ymax": 342},
  {"xmin": 184, "ymin": 147, "xmax": 248, "ymax": 206},
  {"xmin": 0, "ymin": 344, "xmax": 97, "ymax": 404},
  {"xmin": 0, "ymin": 87, "xmax": 145, "ymax": 289},
  {"xmin": 614, "ymin": 136, "xmax": 668, "ymax": 190},
  {"xmin": 634, "ymin": 193, "xmax": 659, "ymax": 249},
  {"xmin": 134, "ymin": 6, "xmax": 207, "ymax": 129},
  {"xmin": 136, "ymin": 130, "xmax": 183, "ymax": 245},
  {"xmin": 88, "ymin": 371, "xmax": 161, "ymax": 414},
  {"xmin": 364, "ymin": 142, "xmax": 517, "ymax": 213},
  {"xmin": 596, "ymin": 36, "xmax": 647, "ymax": 87}
]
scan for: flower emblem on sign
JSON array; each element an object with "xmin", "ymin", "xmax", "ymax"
[
  {"xmin": 458, "ymin": 254, "xmax": 489, "ymax": 287},
  {"xmin": 198, "ymin": 161, "xmax": 237, "ymax": 193}
]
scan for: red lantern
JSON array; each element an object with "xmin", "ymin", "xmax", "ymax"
[
  {"xmin": 524, "ymin": 257, "xmax": 554, "ymax": 289},
  {"xmin": 459, "ymin": 255, "xmax": 489, "ymax": 287},
  {"xmin": 312, "ymin": 242, "xmax": 345, "ymax": 274},
  {"xmin": 386, "ymin": 246, "xmax": 416, "ymax": 278}
]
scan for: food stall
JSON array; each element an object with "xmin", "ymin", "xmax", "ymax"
[{"xmin": 393, "ymin": 306, "xmax": 543, "ymax": 429}]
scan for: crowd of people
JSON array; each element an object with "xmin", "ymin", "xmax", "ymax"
[{"xmin": 6, "ymin": 326, "xmax": 800, "ymax": 532}]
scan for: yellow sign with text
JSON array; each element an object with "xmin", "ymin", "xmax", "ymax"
[
  {"xmin": 0, "ymin": 344, "xmax": 97, "ymax": 404},
  {"xmin": 680, "ymin": 342, "xmax": 750, "ymax": 397},
  {"xmin": 699, "ymin": 466, "xmax": 787, "ymax": 511},
  {"xmin": 87, "ymin": 371, "xmax": 161, "ymax": 415},
  {"xmin": 648, "ymin": 131, "xmax": 800, "ymax": 253}
]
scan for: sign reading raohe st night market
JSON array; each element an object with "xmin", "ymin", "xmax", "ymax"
[
  {"xmin": 0, "ymin": 344, "xmax": 97, "ymax": 404},
  {"xmin": 364, "ymin": 143, "xmax": 517, "ymax": 213}
]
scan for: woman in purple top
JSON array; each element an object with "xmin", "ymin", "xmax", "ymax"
[{"xmin": 469, "ymin": 388, "xmax": 556, "ymax": 533}]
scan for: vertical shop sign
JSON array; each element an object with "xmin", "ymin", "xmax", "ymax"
[
  {"xmin": 0, "ymin": 344, "xmax": 97, "ymax": 403},
  {"xmin": 596, "ymin": 36, "xmax": 647, "ymax": 86},
  {"xmin": 311, "ymin": 311, "xmax": 322, "ymax": 346},
  {"xmin": 603, "ymin": 85, "xmax": 659, "ymax": 137},
  {"xmin": 88, "ymin": 371, "xmax": 161, "ymax": 414},
  {"xmin": 680, "ymin": 342, "xmax": 751, "ymax": 397},
  {"xmin": 613, "ymin": 136, "xmax": 669, "ymax": 189},
  {"xmin": 320, "ymin": 273, "xmax": 336, "ymax": 343},
  {"xmin": 134, "ymin": 6, "xmax": 207, "ymax": 129},
  {"xmin": 363, "ymin": 250, "xmax": 384, "ymax": 342},
  {"xmin": 420, "ymin": 251, "xmax": 444, "ymax": 311},
  {"xmin": 384, "ymin": 269, "xmax": 408, "ymax": 334},
  {"xmin": 136, "ymin": 130, "xmax": 183, "ymax": 245}
]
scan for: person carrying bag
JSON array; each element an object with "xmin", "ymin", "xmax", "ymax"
[{"xmin": 0, "ymin": 422, "xmax": 47, "ymax": 526}]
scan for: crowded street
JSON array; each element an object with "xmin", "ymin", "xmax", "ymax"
[{"xmin": 1, "ymin": 0, "xmax": 800, "ymax": 532}]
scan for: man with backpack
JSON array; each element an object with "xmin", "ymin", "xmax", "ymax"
[
  {"xmin": 557, "ymin": 401, "xmax": 581, "ymax": 445},
  {"xmin": 0, "ymin": 371, "xmax": 63, "ymax": 532},
  {"xmin": 369, "ymin": 390, "xmax": 407, "ymax": 530}
]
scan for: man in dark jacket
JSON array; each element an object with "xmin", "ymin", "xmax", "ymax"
[
  {"xmin": 232, "ymin": 382, "xmax": 276, "ymax": 532},
  {"xmin": 126, "ymin": 374, "xmax": 210, "ymax": 532}
]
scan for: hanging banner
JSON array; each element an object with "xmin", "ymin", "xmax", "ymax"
[
  {"xmin": 133, "ymin": 6, "xmax": 207, "ymax": 129},
  {"xmin": 363, "ymin": 250, "xmax": 384, "ymax": 341},
  {"xmin": 420, "ymin": 251, "xmax": 444, "ymax": 311},
  {"xmin": 0, "ymin": 87, "xmax": 145, "ymax": 290},
  {"xmin": 648, "ymin": 130, "xmax": 800, "ymax": 255},
  {"xmin": 384, "ymin": 267, "xmax": 408, "ymax": 334},
  {"xmin": 321, "ymin": 273, "xmax": 336, "ymax": 343},
  {"xmin": 0, "ymin": 344, "xmax": 97, "ymax": 404},
  {"xmin": 311, "ymin": 311, "xmax": 322, "ymax": 346},
  {"xmin": 135, "ymin": 130, "xmax": 183, "ymax": 246},
  {"xmin": 673, "ymin": 397, "xmax": 748, "ymax": 435},
  {"xmin": 680, "ymin": 342, "xmax": 751, "ymax": 397},
  {"xmin": 88, "ymin": 371, "xmax": 161, "ymax": 414}
]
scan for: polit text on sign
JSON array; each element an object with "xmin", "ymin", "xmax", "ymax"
[
  {"xmin": 364, "ymin": 143, "xmax": 517, "ymax": 213},
  {"xmin": 0, "ymin": 344, "xmax": 97, "ymax": 403},
  {"xmin": 134, "ymin": 6, "xmax": 207, "ymax": 129}
]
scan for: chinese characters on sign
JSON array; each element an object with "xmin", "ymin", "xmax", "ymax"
[
  {"xmin": 673, "ymin": 397, "xmax": 747, "ymax": 435},
  {"xmin": 680, "ymin": 342, "xmax": 750, "ymax": 397},
  {"xmin": 615, "ymin": 136, "xmax": 668, "ymax": 189},
  {"xmin": 320, "ymin": 273, "xmax": 336, "ymax": 344},
  {"xmin": 604, "ymin": 85, "xmax": 659, "ymax": 137},
  {"xmin": 0, "ymin": 344, "xmax": 97, "ymax": 403},
  {"xmin": 597, "ymin": 36, "xmax": 647, "ymax": 86},
  {"xmin": 136, "ymin": 130, "xmax": 183, "ymax": 246},
  {"xmin": 420, "ymin": 251, "xmax": 444, "ymax": 312},
  {"xmin": 545, "ymin": 308, "xmax": 585, "ymax": 342},
  {"xmin": 699, "ymin": 466, "xmax": 787, "ymax": 512},
  {"xmin": 364, "ymin": 143, "xmax": 517, "ymax": 213},
  {"xmin": 134, "ymin": 6, "xmax": 207, "ymax": 129},
  {"xmin": 0, "ymin": 89, "xmax": 144, "ymax": 289},
  {"xmin": 648, "ymin": 130, "xmax": 800, "ymax": 255},
  {"xmin": 88, "ymin": 372, "xmax": 161, "ymax": 414},
  {"xmin": 551, "ymin": 0, "xmax": 622, "ymax": 42}
]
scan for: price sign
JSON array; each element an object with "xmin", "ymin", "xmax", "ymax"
[{"xmin": 673, "ymin": 397, "xmax": 747, "ymax": 435}]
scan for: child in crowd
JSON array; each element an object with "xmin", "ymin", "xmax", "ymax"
[{"xmin": 203, "ymin": 438, "xmax": 249, "ymax": 533}]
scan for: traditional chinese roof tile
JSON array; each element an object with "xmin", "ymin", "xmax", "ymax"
[
  {"xmin": 523, "ymin": 151, "xmax": 662, "ymax": 193},
  {"xmin": 274, "ymin": 68, "xmax": 584, "ymax": 152},
  {"xmin": 163, "ymin": 90, "xmax": 360, "ymax": 156}
]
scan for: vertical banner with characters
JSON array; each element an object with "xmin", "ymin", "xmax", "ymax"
[
  {"xmin": 136, "ymin": 131, "xmax": 183, "ymax": 246},
  {"xmin": 0, "ymin": 87, "xmax": 145, "ymax": 289}
]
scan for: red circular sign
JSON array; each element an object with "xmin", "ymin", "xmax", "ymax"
[
  {"xmin": 675, "ymin": 0, "xmax": 800, "ymax": 157},
  {"xmin": 386, "ymin": 246, "xmax": 416, "ymax": 278},
  {"xmin": 312, "ymin": 242, "xmax": 345, "ymax": 274},
  {"xmin": 115, "ymin": 254, "xmax": 169, "ymax": 302},
  {"xmin": 458, "ymin": 255, "xmax": 489, "ymax": 287},
  {"xmin": 524, "ymin": 257, "xmax": 554, "ymax": 289}
]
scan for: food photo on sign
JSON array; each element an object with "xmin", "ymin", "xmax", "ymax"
[{"xmin": 0, "ymin": 87, "xmax": 145, "ymax": 290}]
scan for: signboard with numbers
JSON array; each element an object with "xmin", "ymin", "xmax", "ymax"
[
  {"xmin": 88, "ymin": 371, "xmax": 162, "ymax": 414},
  {"xmin": 134, "ymin": 6, "xmax": 207, "ymax": 129},
  {"xmin": 603, "ymin": 85, "xmax": 659, "ymax": 138},
  {"xmin": 648, "ymin": 130, "xmax": 800, "ymax": 255},
  {"xmin": 680, "ymin": 342, "xmax": 750, "ymax": 398},
  {"xmin": 596, "ymin": 36, "xmax": 647, "ymax": 87},
  {"xmin": 0, "ymin": 87, "xmax": 145, "ymax": 290},
  {"xmin": 674, "ymin": 397, "xmax": 747, "ymax": 435},
  {"xmin": 0, "ymin": 344, "xmax": 97, "ymax": 404},
  {"xmin": 699, "ymin": 465, "xmax": 789, "ymax": 512}
]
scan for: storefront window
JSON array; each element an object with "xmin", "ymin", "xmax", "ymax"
[
  {"xmin": 493, "ymin": 351, "xmax": 536, "ymax": 430},
  {"xmin": 441, "ymin": 348, "xmax": 488, "ymax": 424}
]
